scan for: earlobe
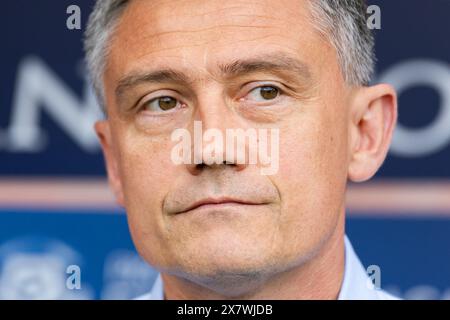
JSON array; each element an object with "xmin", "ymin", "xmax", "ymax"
[
  {"xmin": 94, "ymin": 121, "xmax": 125, "ymax": 207},
  {"xmin": 348, "ymin": 84, "xmax": 398, "ymax": 182}
]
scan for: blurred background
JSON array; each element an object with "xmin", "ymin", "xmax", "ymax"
[{"xmin": 1, "ymin": 0, "xmax": 449, "ymax": 299}]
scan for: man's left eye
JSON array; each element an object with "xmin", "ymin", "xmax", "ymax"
[{"xmin": 246, "ymin": 85, "xmax": 281, "ymax": 102}]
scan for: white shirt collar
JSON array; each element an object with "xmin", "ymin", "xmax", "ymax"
[
  {"xmin": 135, "ymin": 235, "xmax": 398, "ymax": 300},
  {"xmin": 338, "ymin": 235, "xmax": 398, "ymax": 299}
]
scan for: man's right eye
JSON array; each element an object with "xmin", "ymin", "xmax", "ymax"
[{"xmin": 142, "ymin": 96, "xmax": 180, "ymax": 112}]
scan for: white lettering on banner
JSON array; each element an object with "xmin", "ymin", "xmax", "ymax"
[
  {"xmin": 378, "ymin": 59, "xmax": 450, "ymax": 157},
  {"xmin": 0, "ymin": 56, "xmax": 102, "ymax": 152}
]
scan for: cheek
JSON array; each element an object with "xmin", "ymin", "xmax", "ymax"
[
  {"xmin": 273, "ymin": 113, "xmax": 348, "ymax": 243},
  {"xmin": 115, "ymin": 131, "xmax": 183, "ymax": 266},
  {"xmin": 116, "ymin": 131, "xmax": 177, "ymax": 228}
]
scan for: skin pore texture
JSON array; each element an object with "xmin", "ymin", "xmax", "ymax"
[{"xmin": 95, "ymin": 0, "xmax": 397, "ymax": 299}]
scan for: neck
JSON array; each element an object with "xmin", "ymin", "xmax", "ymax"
[{"xmin": 161, "ymin": 213, "xmax": 346, "ymax": 300}]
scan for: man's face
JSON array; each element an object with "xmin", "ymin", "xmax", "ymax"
[{"xmin": 101, "ymin": 0, "xmax": 352, "ymax": 292}]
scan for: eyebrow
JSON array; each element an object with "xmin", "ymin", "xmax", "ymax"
[{"xmin": 115, "ymin": 52, "xmax": 312, "ymax": 100}]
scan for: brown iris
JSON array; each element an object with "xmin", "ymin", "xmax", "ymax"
[
  {"xmin": 259, "ymin": 86, "xmax": 279, "ymax": 100},
  {"xmin": 158, "ymin": 96, "xmax": 177, "ymax": 110}
]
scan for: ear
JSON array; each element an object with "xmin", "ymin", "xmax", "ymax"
[
  {"xmin": 95, "ymin": 120, "xmax": 125, "ymax": 206},
  {"xmin": 348, "ymin": 84, "xmax": 398, "ymax": 182}
]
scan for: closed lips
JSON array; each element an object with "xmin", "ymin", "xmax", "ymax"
[{"xmin": 177, "ymin": 197, "xmax": 266, "ymax": 214}]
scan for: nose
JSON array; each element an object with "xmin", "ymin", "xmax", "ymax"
[{"xmin": 185, "ymin": 90, "xmax": 249, "ymax": 175}]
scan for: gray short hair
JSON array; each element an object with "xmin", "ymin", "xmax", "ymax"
[
  {"xmin": 309, "ymin": 0, "xmax": 375, "ymax": 85},
  {"xmin": 84, "ymin": 0, "xmax": 374, "ymax": 111}
]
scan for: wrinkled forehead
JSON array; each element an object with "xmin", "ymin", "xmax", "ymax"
[{"xmin": 104, "ymin": 0, "xmax": 328, "ymax": 85}]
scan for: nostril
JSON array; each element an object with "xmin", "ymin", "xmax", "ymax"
[
  {"xmin": 196, "ymin": 163, "xmax": 206, "ymax": 170},
  {"xmin": 194, "ymin": 161, "xmax": 236, "ymax": 171}
]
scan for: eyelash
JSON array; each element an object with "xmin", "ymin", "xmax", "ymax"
[
  {"xmin": 137, "ymin": 83, "xmax": 285, "ymax": 113},
  {"xmin": 242, "ymin": 84, "xmax": 285, "ymax": 103},
  {"xmin": 138, "ymin": 94, "xmax": 185, "ymax": 114}
]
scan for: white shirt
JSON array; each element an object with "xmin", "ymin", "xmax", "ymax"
[{"xmin": 135, "ymin": 235, "xmax": 399, "ymax": 300}]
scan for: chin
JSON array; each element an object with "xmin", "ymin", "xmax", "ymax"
[
  {"xmin": 164, "ymin": 239, "xmax": 286, "ymax": 288},
  {"xmin": 167, "ymin": 254, "xmax": 281, "ymax": 298},
  {"xmin": 178, "ymin": 231, "xmax": 275, "ymax": 266}
]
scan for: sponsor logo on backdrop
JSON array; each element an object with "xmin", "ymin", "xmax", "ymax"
[
  {"xmin": 378, "ymin": 59, "xmax": 450, "ymax": 157},
  {"xmin": 0, "ymin": 236, "xmax": 156, "ymax": 300},
  {"xmin": 0, "ymin": 236, "xmax": 93, "ymax": 299},
  {"xmin": 0, "ymin": 56, "xmax": 101, "ymax": 153}
]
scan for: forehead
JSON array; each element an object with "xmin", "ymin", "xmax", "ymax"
[{"xmin": 105, "ymin": 0, "xmax": 332, "ymax": 92}]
